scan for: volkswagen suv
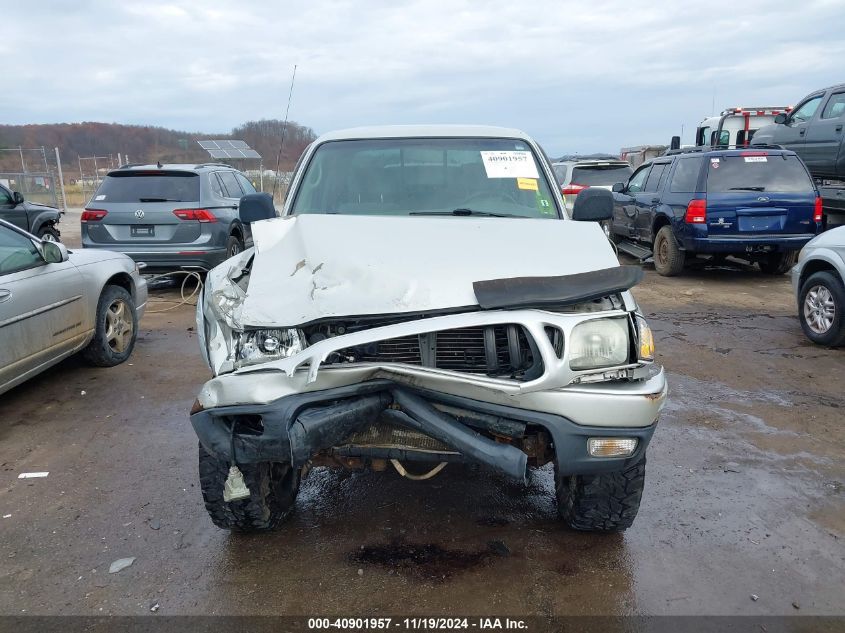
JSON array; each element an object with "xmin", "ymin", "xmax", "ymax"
[{"xmin": 81, "ymin": 163, "xmax": 260, "ymax": 272}]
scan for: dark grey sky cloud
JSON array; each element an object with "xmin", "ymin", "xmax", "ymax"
[{"xmin": 2, "ymin": 0, "xmax": 843, "ymax": 154}]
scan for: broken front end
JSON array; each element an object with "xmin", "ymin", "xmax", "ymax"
[{"xmin": 191, "ymin": 251, "xmax": 667, "ymax": 484}]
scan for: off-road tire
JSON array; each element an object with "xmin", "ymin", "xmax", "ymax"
[
  {"xmin": 226, "ymin": 234, "xmax": 244, "ymax": 258},
  {"xmin": 798, "ymin": 271, "xmax": 845, "ymax": 347},
  {"xmin": 759, "ymin": 251, "xmax": 797, "ymax": 275},
  {"xmin": 81, "ymin": 285, "xmax": 138, "ymax": 367},
  {"xmin": 198, "ymin": 444, "xmax": 300, "ymax": 532},
  {"xmin": 38, "ymin": 225, "xmax": 61, "ymax": 242},
  {"xmin": 555, "ymin": 458, "xmax": 646, "ymax": 532},
  {"xmin": 653, "ymin": 226, "xmax": 685, "ymax": 276}
]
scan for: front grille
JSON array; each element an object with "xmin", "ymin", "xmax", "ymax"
[{"xmin": 329, "ymin": 324, "xmax": 538, "ymax": 379}]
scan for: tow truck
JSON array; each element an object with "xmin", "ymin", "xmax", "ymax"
[{"xmin": 696, "ymin": 106, "xmax": 792, "ymax": 148}]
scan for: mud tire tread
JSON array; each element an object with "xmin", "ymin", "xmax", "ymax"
[
  {"xmin": 198, "ymin": 444, "xmax": 299, "ymax": 532},
  {"xmin": 555, "ymin": 458, "xmax": 646, "ymax": 532}
]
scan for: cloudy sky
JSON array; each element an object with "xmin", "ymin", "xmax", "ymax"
[{"xmin": 3, "ymin": 0, "xmax": 844, "ymax": 154}]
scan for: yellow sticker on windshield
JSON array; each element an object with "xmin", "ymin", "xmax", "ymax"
[{"xmin": 517, "ymin": 177, "xmax": 538, "ymax": 191}]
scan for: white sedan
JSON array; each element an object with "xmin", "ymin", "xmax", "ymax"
[
  {"xmin": 0, "ymin": 219, "xmax": 147, "ymax": 396},
  {"xmin": 791, "ymin": 225, "xmax": 845, "ymax": 346}
]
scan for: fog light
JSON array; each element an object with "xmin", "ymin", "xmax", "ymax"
[{"xmin": 588, "ymin": 437, "xmax": 638, "ymax": 457}]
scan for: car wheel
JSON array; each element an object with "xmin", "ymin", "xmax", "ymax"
[
  {"xmin": 759, "ymin": 252, "xmax": 797, "ymax": 275},
  {"xmin": 226, "ymin": 234, "xmax": 244, "ymax": 258},
  {"xmin": 555, "ymin": 458, "xmax": 646, "ymax": 532},
  {"xmin": 198, "ymin": 443, "xmax": 300, "ymax": 532},
  {"xmin": 653, "ymin": 226, "xmax": 685, "ymax": 276},
  {"xmin": 798, "ymin": 271, "xmax": 845, "ymax": 347},
  {"xmin": 81, "ymin": 285, "xmax": 138, "ymax": 367},
  {"xmin": 38, "ymin": 225, "xmax": 61, "ymax": 242}
]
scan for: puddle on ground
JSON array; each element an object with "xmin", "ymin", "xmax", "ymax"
[{"xmin": 351, "ymin": 541, "xmax": 507, "ymax": 581}]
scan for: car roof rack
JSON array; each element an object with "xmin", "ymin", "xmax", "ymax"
[
  {"xmin": 663, "ymin": 144, "xmax": 785, "ymax": 156},
  {"xmin": 193, "ymin": 162, "xmax": 233, "ymax": 169}
]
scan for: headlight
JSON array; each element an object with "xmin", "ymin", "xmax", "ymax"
[
  {"xmin": 236, "ymin": 328, "xmax": 305, "ymax": 367},
  {"xmin": 635, "ymin": 314, "xmax": 655, "ymax": 362},
  {"xmin": 569, "ymin": 317, "xmax": 629, "ymax": 370}
]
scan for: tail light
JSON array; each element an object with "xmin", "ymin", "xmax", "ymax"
[
  {"xmin": 173, "ymin": 208, "xmax": 217, "ymax": 223},
  {"xmin": 685, "ymin": 199, "xmax": 707, "ymax": 224},
  {"xmin": 561, "ymin": 183, "xmax": 586, "ymax": 196},
  {"xmin": 813, "ymin": 196, "xmax": 823, "ymax": 223},
  {"xmin": 81, "ymin": 209, "xmax": 108, "ymax": 222}
]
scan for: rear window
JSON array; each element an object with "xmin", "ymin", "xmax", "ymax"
[
  {"xmin": 94, "ymin": 171, "xmax": 200, "ymax": 203},
  {"xmin": 570, "ymin": 165, "xmax": 632, "ymax": 186},
  {"xmin": 706, "ymin": 155, "xmax": 814, "ymax": 193}
]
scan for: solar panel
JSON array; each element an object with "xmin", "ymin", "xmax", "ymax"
[{"xmin": 197, "ymin": 140, "xmax": 261, "ymax": 159}]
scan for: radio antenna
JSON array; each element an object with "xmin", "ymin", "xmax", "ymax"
[{"xmin": 271, "ymin": 64, "xmax": 298, "ymax": 201}]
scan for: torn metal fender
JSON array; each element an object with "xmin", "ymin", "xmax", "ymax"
[{"xmin": 473, "ymin": 266, "xmax": 644, "ymax": 310}]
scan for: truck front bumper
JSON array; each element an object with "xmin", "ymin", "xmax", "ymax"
[{"xmin": 190, "ymin": 367, "xmax": 667, "ymax": 481}]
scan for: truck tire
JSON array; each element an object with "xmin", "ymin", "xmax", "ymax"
[
  {"xmin": 798, "ymin": 271, "xmax": 845, "ymax": 347},
  {"xmin": 555, "ymin": 458, "xmax": 646, "ymax": 532},
  {"xmin": 653, "ymin": 226, "xmax": 685, "ymax": 276},
  {"xmin": 81, "ymin": 285, "xmax": 138, "ymax": 367},
  {"xmin": 198, "ymin": 444, "xmax": 300, "ymax": 532},
  {"xmin": 759, "ymin": 252, "xmax": 797, "ymax": 275},
  {"xmin": 37, "ymin": 225, "xmax": 61, "ymax": 242}
]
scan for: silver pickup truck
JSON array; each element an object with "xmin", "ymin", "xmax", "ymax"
[{"xmin": 190, "ymin": 125, "xmax": 668, "ymax": 533}]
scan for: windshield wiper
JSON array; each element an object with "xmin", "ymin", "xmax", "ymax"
[
  {"xmin": 728, "ymin": 187, "xmax": 765, "ymax": 192},
  {"xmin": 409, "ymin": 208, "xmax": 519, "ymax": 217},
  {"xmin": 138, "ymin": 197, "xmax": 182, "ymax": 202}
]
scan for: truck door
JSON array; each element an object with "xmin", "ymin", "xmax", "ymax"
[
  {"xmin": 772, "ymin": 94, "xmax": 824, "ymax": 156},
  {"xmin": 634, "ymin": 162, "xmax": 670, "ymax": 241},
  {"xmin": 612, "ymin": 165, "xmax": 650, "ymax": 239},
  {"xmin": 0, "ymin": 186, "xmax": 29, "ymax": 231},
  {"xmin": 803, "ymin": 90, "xmax": 845, "ymax": 179}
]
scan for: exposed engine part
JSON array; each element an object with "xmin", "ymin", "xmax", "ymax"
[{"xmin": 390, "ymin": 459, "xmax": 447, "ymax": 481}]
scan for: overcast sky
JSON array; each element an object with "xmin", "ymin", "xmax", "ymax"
[{"xmin": 3, "ymin": 0, "xmax": 844, "ymax": 154}]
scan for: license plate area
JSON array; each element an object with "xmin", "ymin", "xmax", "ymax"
[{"xmin": 131, "ymin": 225, "xmax": 155, "ymax": 237}]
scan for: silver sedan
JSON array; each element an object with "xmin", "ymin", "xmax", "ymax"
[
  {"xmin": 0, "ymin": 219, "xmax": 147, "ymax": 396},
  {"xmin": 791, "ymin": 225, "xmax": 845, "ymax": 346}
]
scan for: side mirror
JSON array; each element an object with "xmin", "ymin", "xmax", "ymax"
[
  {"xmin": 670, "ymin": 135, "xmax": 681, "ymax": 150},
  {"xmin": 611, "ymin": 182, "xmax": 625, "ymax": 193},
  {"xmin": 239, "ymin": 192, "xmax": 277, "ymax": 223},
  {"xmin": 572, "ymin": 187, "xmax": 613, "ymax": 222},
  {"xmin": 13, "ymin": 191, "xmax": 24, "ymax": 205},
  {"xmin": 774, "ymin": 113, "xmax": 787, "ymax": 124},
  {"xmin": 42, "ymin": 241, "xmax": 69, "ymax": 264}
]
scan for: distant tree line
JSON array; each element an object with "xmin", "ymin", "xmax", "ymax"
[{"xmin": 0, "ymin": 120, "xmax": 316, "ymax": 176}]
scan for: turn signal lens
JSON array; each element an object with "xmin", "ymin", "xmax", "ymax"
[
  {"xmin": 588, "ymin": 438, "xmax": 638, "ymax": 458},
  {"xmin": 635, "ymin": 315, "xmax": 655, "ymax": 361}
]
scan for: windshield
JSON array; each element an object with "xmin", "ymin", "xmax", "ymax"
[
  {"xmin": 571, "ymin": 165, "xmax": 632, "ymax": 185},
  {"xmin": 290, "ymin": 138, "xmax": 560, "ymax": 218},
  {"xmin": 706, "ymin": 155, "xmax": 814, "ymax": 193},
  {"xmin": 94, "ymin": 171, "xmax": 200, "ymax": 203}
]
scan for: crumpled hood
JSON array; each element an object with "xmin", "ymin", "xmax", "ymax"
[{"xmin": 241, "ymin": 214, "xmax": 620, "ymax": 327}]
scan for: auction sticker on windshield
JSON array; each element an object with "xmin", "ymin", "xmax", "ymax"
[{"xmin": 480, "ymin": 151, "xmax": 540, "ymax": 179}]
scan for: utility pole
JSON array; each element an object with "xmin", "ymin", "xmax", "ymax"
[
  {"xmin": 19, "ymin": 146, "xmax": 26, "ymax": 173},
  {"xmin": 55, "ymin": 147, "xmax": 67, "ymax": 211}
]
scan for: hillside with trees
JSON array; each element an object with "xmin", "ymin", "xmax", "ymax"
[{"xmin": 0, "ymin": 120, "xmax": 316, "ymax": 176}]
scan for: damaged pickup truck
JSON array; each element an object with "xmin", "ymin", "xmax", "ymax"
[{"xmin": 190, "ymin": 125, "xmax": 668, "ymax": 532}]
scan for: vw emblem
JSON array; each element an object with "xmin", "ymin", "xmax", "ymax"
[
  {"xmin": 757, "ymin": 196, "xmax": 770, "ymax": 203},
  {"xmin": 134, "ymin": 209, "xmax": 145, "ymax": 219}
]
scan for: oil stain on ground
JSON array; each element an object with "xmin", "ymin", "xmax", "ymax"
[{"xmin": 351, "ymin": 541, "xmax": 508, "ymax": 581}]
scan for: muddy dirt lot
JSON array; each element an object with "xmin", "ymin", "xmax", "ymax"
[{"xmin": 0, "ymin": 216, "xmax": 842, "ymax": 617}]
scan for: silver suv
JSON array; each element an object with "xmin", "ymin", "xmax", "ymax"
[
  {"xmin": 552, "ymin": 158, "xmax": 633, "ymax": 210},
  {"xmin": 81, "ymin": 163, "xmax": 259, "ymax": 272}
]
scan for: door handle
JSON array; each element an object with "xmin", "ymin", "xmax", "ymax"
[
  {"xmin": 836, "ymin": 125, "xmax": 843, "ymax": 132},
  {"xmin": 0, "ymin": 289, "xmax": 11, "ymax": 303},
  {"xmin": 799, "ymin": 129, "xmax": 806, "ymax": 136}
]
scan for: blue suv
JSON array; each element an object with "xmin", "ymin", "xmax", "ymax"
[{"xmin": 608, "ymin": 147, "xmax": 822, "ymax": 276}]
